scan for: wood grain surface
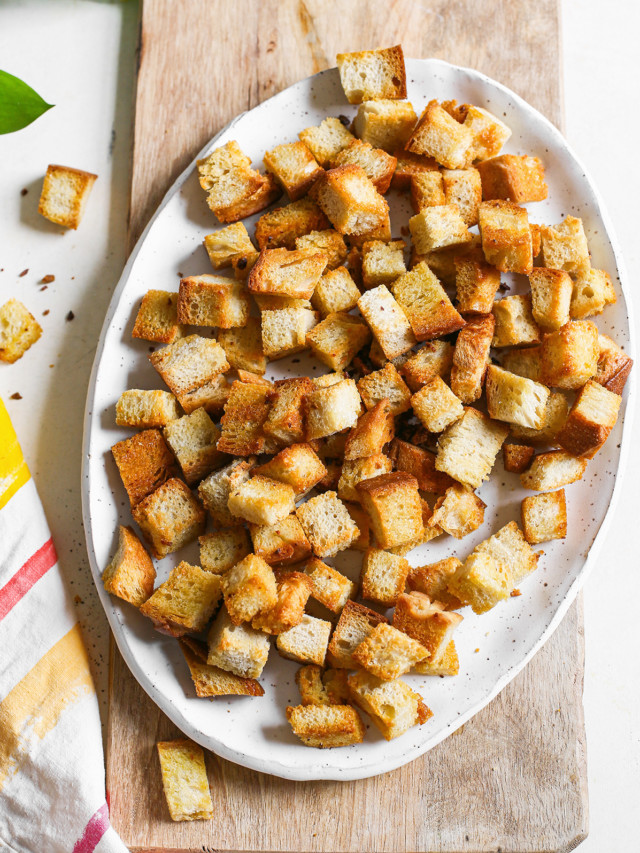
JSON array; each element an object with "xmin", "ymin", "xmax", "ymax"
[{"xmin": 111, "ymin": 1, "xmax": 588, "ymax": 850}]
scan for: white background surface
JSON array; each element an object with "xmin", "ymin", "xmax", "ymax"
[{"xmin": 0, "ymin": 0, "xmax": 637, "ymax": 848}]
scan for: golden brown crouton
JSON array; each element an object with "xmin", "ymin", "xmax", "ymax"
[
  {"xmin": 296, "ymin": 664, "xmax": 331, "ymax": 706},
  {"xmin": 228, "ymin": 474, "xmax": 296, "ymax": 526},
  {"xmin": 179, "ymin": 639, "xmax": 264, "ymax": 698},
  {"xmin": 429, "ymin": 483, "xmax": 486, "ymax": 539},
  {"xmin": 38, "ymin": 164, "xmax": 97, "ymax": 229},
  {"xmin": 103, "ymin": 525, "xmax": 156, "ymax": 607},
  {"xmin": 485, "ymin": 365, "xmax": 550, "ymax": 429},
  {"xmin": 116, "ymin": 389, "xmax": 181, "ymax": 429},
  {"xmin": 500, "ymin": 345, "xmax": 543, "ymax": 381},
  {"xmin": 306, "ymin": 312, "xmax": 371, "ymax": 371},
  {"xmin": 156, "ymin": 739, "xmax": 213, "ymax": 822},
  {"xmin": 347, "ymin": 671, "xmax": 431, "ymax": 740},
  {"xmin": 203, "ymin": 222, "xmax": 256, "ymax": 269},
  {"xmin": 303, "ymin": 377, "xmax": 362, "ymax": 440},
  {"xmin": 492, "ymin": 294, "xmax": 541, "ymax": 347},
  {"xmin": 409, "ymin": 205, "xmax": 472, "ymax": 253},
  {"xmin": 336, "ymin": 45, "xmax": 407, "ymax": 103},
  {"xmin": 407, "ymin": 558, "xmax": 462, "ymax": 611},
  {"xmin": 411, "ymin": 375, "xmax": 464, "ymax": 433},
  {"xmin": 132, "ymin": 478, "xmax": 206, "ymax": 559},
  {"xmin": 460, "ymin": 104, "xmax": 512, "ymax": 161},
  {"xmin": 353, "ymin": 623, "xmax": 429, "ymax": 680},
  {"xmin": 356, "ymin": 471, "xmax": 424, "ymax": 549},
  {"xmin": 149, "ymin": 335, "xmax": 229, "ymax": 399},
  {"xmin": 344, "ymin": 399, "xmax": 394, "ymax": 459},
  {"xmin": 405, "ymin": 100, "xmax": 474, "ymax": 169},
  {"xmin": 356, "ymin": 363, "xmax": 412, "ymax": 418},
  {"xmin": 540, "ymin": 320, "xmax": 599, "ymax": 389},
  {"xmin": 163, "ymin": 409, "xmax": 223, "ymax": 486},
  {"xmin": 311, "ymin": 266, "xmax": 361, "ymax": 316},
  {"xmin": 360, "ymin": 548, "xmax": 410, "ymax": 606},
  {"xmin": 435, "ymin": 407, "xmax": 509, "ymax": 489},
  {"xmin": 557, "ymin": 379, "xmax": 621, "ymax": 457},
  {"xmin": 478, "ymin": 200, "xmax": 533, "ymax": 274},
  {"xmin": 503, "ymin": 442, "xmax": 535, "ymax": 473},
  {"xmin": 298, "ymin": 117, "xmax": 355, "ymax": 168},
  {"xmin": 570, "ymin": 268, "xmax": 616, "ymax": 319},
  {"xmin": 327, "ymin": 600, "xmax": 389, "ymax": 669},
  {"xmin": 111, "ymin": 429, "xmax": 178, "ymax": 507},
  {"xmin": 389, "ymin": 439, "xmax": 456, "ymax": 494},
  {"xmin": 391, "ymin": 149, "xmax": 439, "ymax": 190},
  {"xmin": 255, "ymin": 443, "xmax": 327, "ymax": 497},
  {"xmin": 296, "ymin": 229, "xmax": 348, "ymax": 270},
  {"xmin": 218, "ymin": 317, "xmax": 267, "ymax": 375},
  {"xmin": 400, "ymin": 340, "xmax": 454, "ymax": 391},
  {"xmin": 0, "ymin": 299, "xmax": 42, "ymax": 363},
  {"xmin": 177, "ymin": 275, "xmax": 249, "ymax": 328},
  {"xmin": 140, "ymin": 562, "xmax": 221, "ymax": 636},
  {"xmin": 249, "ymin": 515, "xmax": 312, "ymax": 567},
  {"xmin": 261, "ymin": 304, "xmax": 319, "ymax": 360},
  {"xmin": 263, "ymin": 377, "xmax": 314, "ymax": 445},
  {"xmin": 254, "ymin": 198, "xmax": 330, "ymax": 250},
  {"xmin": 322, "ymin": 668, "xmax": 351, "ymax": 703},
  {"xmin": 277, "ymin": 614, "xmax": 332, "ymax": 665},
  {"xmin": 175, "ymin": 374, "xmax": 232, "ymax": 418},
  {"xmin": 286, "ymin": 704, "xmax": 365, "ymax": 748},
  {"xmin": 217, "ymin": 380, "xmax": 271, "ymax": 456},
  {"xmin": 338, "ymin": 454, "xmax": 393, "ymax": 502},
  {"xmin": 410, "ymin": 171, "xmax": 445, "ymax": 212},
  {"xmin": 450, "ymin": 314, "xmax": 494, "ymax": 403},
  {"xmin": 263, "ymin": 141, "xmax": 323, "ymax": 201},
  {"xmin": 302, "ymin": 556, "xmax": 357, "ymax": 614},
  {"xmin": 472, "ymin": 519, "xmax": 539, "ymax": 585},
  {"xmin": 447, "ymin": 551, "xmax": 512, "ymax": 614},
  {"xmin": 353, "ymin": 99, "xmax": 417, "ymax": 153},
  {"xmin": 199, "ymin": 528, "xmax": 251, "ymax": 575},
  {"xmin": 442, "ymin": 168, "xmax": 482, "ymax": 226},
  {"xmin": 221, "ymin": 554, "xmax": 277, "ymax": 625},
  {"xmin": 393, "ymin": 592, "xmax": 463, "ymax": 662},
  {"xmin": 595, "ymin": 334, "xmax": 633, "ymax": 395},
  {"xmin": 477, "ymin": 155, "xmax": 547, "ymax": 203},
  {"xmin": 520, "ymin": 450, "xmax": 587, "ymax": 491},
  {"xmin": 454, "ymin": 251, "xmax": 501, "ymax": 315},
  {"xmin": 357, "ymin": 285, "xmax": 417, "ymax": 359},
  {"xmin": 310, "ymin": 165, "xmax": 390, "ymax": 237},
  {"xmin": 198, "ymin": 458, "xmax": 254, "ymax": 528},
  {"xmin": 361, "ymin": 239, "xmax": 406, "ymax": 289},
  {"xmin": 521, "ymin": 490, "xmax": 567, "ymax": 545},
  {"xmin": 252, "ymin": 570, "xmax": 313, "ymax": 633},
  {"xmin": 296, "ymin": 490, "xmax": 360, "ymax": 558},
  {"xmin": 332, "ymin": 139, "xmax": 397, "ymax": 193},
  {"xmin": 132, "ymin": 290, "xmax": 182, "ymax": 344},
  {"xmin": 249, "ymin": 247, "xmax": 328, "ymax": 300},
  {"xmin": 414, "ymin": 640, "xmax": 459, "ymax": 675},
  {"xmin": 528, "ymin": 266, "xmax": 574, "ymax": 332},
  {"xmin": 391, "ymin": 262, "xmax": 465, "ymax": 341},
  {"xmin": 541, "ymin": 216, "xmax": 590, "ymax": 275},
  {"xmin": 207, "ymin": 607, "xmax": 270, "ymax": 678}
]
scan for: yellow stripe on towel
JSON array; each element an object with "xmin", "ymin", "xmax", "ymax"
[
  {"xmin": 0, "ymin": 400, "xmax": 30, "ymax": 509},
  {"xmin": 0, "ymin": 623, "xmax": 95, "ymax": 792}
]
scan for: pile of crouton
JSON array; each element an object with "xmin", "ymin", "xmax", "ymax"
[{"xmin": 105, "ymin": 45, "xmax": 631, "ymax": 753}]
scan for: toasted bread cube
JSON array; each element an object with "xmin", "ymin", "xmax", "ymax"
[
  {"xmin": 336, "ymin": 45, "xmax": 406, "ymax": 103},
  {"xmin": 448, "ymin": 551, "xmax": 512, "ymax": 614},
  {"xmin": 228, "ymin": 474, "xmax": 295, "ymax": 527},
  {"xmin": 296, "ymin": 664, "xmax": 331, "ymax": 706},
  {"xmin": 132, "ymin": 478, "xmax": 205, "ymax": 558},
  {"xmin": 322, "ymin": 668, "xmax": 351, "ymax": 703},
  {"xmin": 116, "ymin": 389, "xmax": 180, "ymax": 429},
  {"xmin": 595, "ymin": 334, "xmax": 633, "ymax": 394},
  {"xmin": 254, "ymin": 443, "xmax": 327, "ymax": 497},
  {"xmin": 461, "ymin": 104, "xmax": 512, "ymax": 160},
  {"xmin": 361, "ymin": 548, "xmax": 410, "ymax": 606},
  {"xmin": 357, "ymin": 285, "xmax": 416, "ymax": 359},
  {"xmin": 296, "ymin": 229, "xmax": 348, "ymax": 271},
  {"xmin": 521, "ymin": 490, "xmax": 567, "ymax": 545},
  {"xmin": 478, "ymin": 200, "xmax": 533, "ymax": 274},
  {"xmin": 353, "ymin": 623, "xmax": 428, "ymax": 680},
  {"xmin": 450, "ymin": 314, "xmax": 494, "ymax": 403},
  {"xmin": 263, "ymin": 141, "xmax": 323, "ymax": 201},
  {"xmin": 442, "ymin": 168, "xmax": 482, "ymax": 226},
  {"xmin": 401, "ymin": 341, "xmax": 454, "ymax": 391},
  {"xmin": 217, "ymin": 381, "xmax": 270, "ymax": 455},
  {"xmin": 38, "ymin": 164, "xmax": 97, "ymax": 229},
  {"xmin": 477, "ymin": 155, "xmax": 547, "ymax": 203},
  {"xmin": 261, "ymin": 305, "xmax": 318, "ymax": 360},
  {"xmin": 149, "ymin": 334, "xmax": 229, "ymax": 398},
  {"xmin": 132, "ymin": 290, "xmax": 182, "ymax": 344},
  {"xmin": 302, "ymin": 557, "xmax": 357, "ymax": 614},
  {"xmin": 299, "ymin": 117, "xmax": 355, "ymax": 168},
  {"xmin": 338, "ymin": 454, "xmax": 393, "ymax": 502},
  {"xmin": 311, "ymin": 266, "xmax": 361, "ymax": 316},
  {"xmin": 354, "ymin": 99, "xmax": 417, "ymax": 152},
  {"xmin": 207, "ymin": 169, "xmax": 280, "ymax": 225},
  {"xmin": 344, "ymin": 399, "xmax": 394, "ymax": 459},
  {"xmin": 249, "ymin": 247, "xmax": 328, "ymax": 300},
  {"xmin": 393, "ymin": 592, "xmax": 463, "ymax": 661},
  {"xmin": 392, "ymin": 262, "xmax": 464, "ymax": 341},
  {"xmin": 346, "ymin": 215, "xmax": 393, "ymax": 248},
  {"xmin": 179, "ymin": 639, "xmax": 264, "ymax": 697},
  {"xmin": 198, "ymin": 458, "xmax": 253, "ymax": 527},
  {"xmin": 503, "ymin": 442, "xmax": 535, "ymax": 473},
  {"xmin": 232, "ymin": 250, "xmax": 261, "ymax": 280},
  {"xmin": 409, "ymin": 205, "xmax": 472, "ymax": 253},
  {"xmin": 410, "ymin": 172, "xmax": 445, "ymax": 212},
  {"xmin": 540, "ymin": 320, "xmax": 599, "ymax": 389},
  {"xmin": 485, "ymin": 365, "xmax": 550, "ymax": 429},
  {"xmin": 249, "ymin": 516, "xmax": 312, "ymax": 567},
  {"xmin": 207, "ymin": 607, "xmax": 270, "ymax": 677},
  {"xmin": 111, "ymin": 429, "xmax": 178, "ymax": 507},
  {"xmin": 570, "ymin": 268, "xmax": 616, "ymax": 319},
  {"xmin": 327, "ymin": 600, "xmax": 388, "ymax": 668},
  {"xmin": 156, "ymin": 740, "xmax": 213, "ymax": 822},
  {"xmin": 509, "ymin": 390, "xmax": 569, "ymax": 444},
  {"xmin": 414, "ymin": 640, "xmax": 459, "ymax": 675},
  {"xmin": 177, "ymin": 276, "xmax": 249, "ymax": 329},
  {"xmin": 347, "ymin": 671, "xmax": 432, "ymax": 740},
  {"xmin": 541, "ymin": 216, "xmax": 590, "ymax": 275},
  {"xmin": 199, "ymin": 529, "xmax": 251, "ymax": 575},
  {"xmin": 501, "ymin": 346, "xmax": 543, "ymax": 382},
  {"xmin": 356, "ymin": 471, "xmax": 423, "ymax": 549},
  {"xmin": 389, "ymin": 439, "xmax": 456, "ymax": 494},
  {"xmin": 557, "ymin": 379, "xmax": 621, "ymax": 457},
  {"xmin": 310, "ymin": 164, "xmax": 390, "ymax": 238},
  {"xmin": 263, "ymin": 377, "xmax": 313, "ymax": 445},
  {"xmin": 520, "ymin": 450, "xmax": 587, "ymax": 491},
  {"xmin": 286, "ymin": 704, "xmax": 365, "ymax": 748},
  {"xmin": 255, "ymin": 198, "xmax": 329, "ymax": 250},
  {"xmin": 304, "ymin": 378, "xmax": 361, "ymax": 440},
  {"xmin": 474, "ymin": 519, "xmax": 539, "ymax": 585},
  {"xmin": 295, "ymin": 491, "xmax": 359, "ymax": 558},
  {"xmin": 252, "ymin": 570, "xmax": 313, "ymax": 633},
  {"xmin": 406, "ymin": 100, "xmax": 474, "ymax": 169},
  {"xmin": 203, "ymin": 222, "xmax": 255, "ymax": 269},
  {"xmin": 197, "ymin": 141, "xmax": 266, "ymax": 221},
  {"xmin": 387, "ymin": 496, "xmax": 445, "ymax": 555},
  {"xmin": 527, "ymin": 267, "xmax": 573, "ymax": 331},
  {"xmin": 306, "ymin": 312, "xmax": 371, "ymax": 371},
  {"xmin": 103, "ymin": 525, "xmax": 156, "ymax": 607},
  {"xmin": 221, "ymin": 554, "xmax": 277, "ymax": 625},
  {"xmin": 140, "ymin": 562, "xmax": 221, "ymax": 636},
  {"xmin": 407, "ymin": 557, "xmax": 462, "ymax": 611},
  {"xmin": 0, "ymin": 299, "xmax": 42, "ymax": 363},
  {"xmin": 492, "ymin": 294, "xmax": 541, "ymax": 347},
  {"xmin": 435, "ymin": 408, "xmax": 509, "ymax": 489},
  {"xmin": 454, "ymin": 252, "xmax": 501, "ymax": 315},
  {"xmin": 361, "ymin": 239, "xmax": 406, "ymax": 289},
  {"xmin": 277, "ymin": 614, "xmax": 332, "ymax": 665},
  {"xmin": 162, "ymin": 409, "xmax": 222, "ymax": 486},
  {"xmin": 332, "ymin": 138, "xmax": 397, "ymax": 194},
  {"xmin": 176, "ymin": 374, "xmax": 231, "ymax": 417},
  {"xmin": 429, "ymin": 483, "xmax": 485, "ymax": 539},
  {"xmin": 411, "ymin": 376, "xmax": 464, "ymax": 433},
  {"xmin": 392, "ymin": 149, "xmax": 439, "ymax": 190},
  {"xmin": 217, "ymin": 318, "xmax": 266, "ymax": 375}
]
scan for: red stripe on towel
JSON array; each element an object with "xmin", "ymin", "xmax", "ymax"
[
  {"xmin": 73, "ymin": 803, "xmax": 110, "ymax": 853},
  {"xmin": 0, "ymin": 538, "xmax": 57, "ymax": 621}
]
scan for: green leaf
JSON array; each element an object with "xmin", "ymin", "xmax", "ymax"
[{"xmin": 0, "ymin": 70, "xmax": 53, "ymax": 135}]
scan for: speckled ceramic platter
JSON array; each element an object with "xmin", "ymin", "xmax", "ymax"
[{"xmin": 82, "ymin": 59, "xmax": 634, "ymax": 781}]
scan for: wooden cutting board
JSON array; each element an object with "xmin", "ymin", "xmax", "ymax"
[{"xmin": 108, "ymin": 1, "xmax": 588, "ymax": 850}]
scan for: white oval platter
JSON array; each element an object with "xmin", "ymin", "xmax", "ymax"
[{"xmin": 82, "ymin": 59, "xmax": 635, "ymax": 781}]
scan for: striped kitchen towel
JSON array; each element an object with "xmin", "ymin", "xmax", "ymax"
[{"xmin": 0, "ymin": 400, "xmax": 128, "ymax": 853}]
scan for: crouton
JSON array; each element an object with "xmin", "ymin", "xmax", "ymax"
[
  {"xmin": 521, "ymin": 490, "xmax": 567, "ymax": 545},
  {"xmin": 38, "ymin": 164, "xmax": 97, "ymax": 229},
  {"xmin": 207, "ymin": 607, "xmax": 270, "ymax": 678},
  {"xmin": 306, "ymin": 312, "xmax": 371, "ymax": 371},
  {"xmin": 111, "ymin": 429, "xmax": 178, "ymax": 507},
  {"xmin": 218, "ymin": 318, "xmax": 267, "ymax": 375},
  {"xmin": 411, "ymin": 376, "xmax": 464, "ymax": 433},
  {"xmin": 310, "ymin": 165, "xmax": 390, "ymax": 237},
  {"xmin": 198, "ymin": 458, "xmax": 254, "ymax": 527},
  {"xmin": 503, "ymin": 442, "xmax": 535, "ymax": 473},
  {"xmin": 345, "ymin": 215, "xmax": 393, "ymax": 247},
  {"xmin": 405, "ymin": 100, "xmax": 474, "ymax": 169},
  {"xmin": 360, "ymin": 548, "xmax": 410, "ymax": 606},
  {"xmin": 509, "ymin": 390, "xmax": 569, "ymax": 444},
  {"xmin": 263, "ymin": 377, "xmax": 314, "ymax": 445},
  {"xmin": 347, "ymin": 671, "xmax": 432, "ymax": 740},
  {"xmin": 295, "ymin": 490, "xmax": 360, "ymax": 558},
  {"xmin": 199, "ymin": 528, "xmax": 251, "ymax": 574},
  {"xmin": 286, "ymin": 704, "xmax": 365, "ymax": 748},
  {"xmin": 389, "ymin": 439, "xmax": 456, "ymax": 494},
  {"xmin": 175, "ymin": 374, "xmax": 232, "ymax": 417},
  {"xmin": 299, "ymin": 117, "xmax": 355, "ymax": 168},
  {"xmin": 409, "ymin": 205, "xmax": 472, "ymax": 253},
  {"xmin": 353, "ymin": 99, "xmax": 417, "ymax": 153},
  {"xmin": 500, "ymin": 346, "xmax": 543, "ymax": 381},
  {"xmin": 303, "ymin": 378, "xmax": 362, "ymax": 440},
  {"xmin": 140, "ymin": 562, "xmax": 221, "ymax": 636},
  {"xmin": 249, "ymin": 516, "xmax": 312, "ymax": 568},
  {"xmin": 450, "ymin": 314, "xmax": 494, "ymax": 403},
  {"xmin": 156, "ymin": 740, "xmax": 213, "ymax": 822},
  {"xmin": 541, "ymin": 216, "xmax": 590, "ymax": 275},
  {"xmin": 162, "ymin": 409, "xmax": 222, "ymax": 485},
  {"xmin": 407, "ymin": 557, "xmax": 462, "ymax": 610},
  {"xmin": 393, "ymin": 592, "xmax": 463, "ymax": 661},
  {"xmin": 277, "ymin": 614, "xmax": 332, "ymax": 665},
  {"xmin": 448, "ymin": 551, "xmax": 512, "ymax": 614},
  {"xmin": 179, "ymin": 639, "xmax": 264, "ymax": 698},
  {"xmin": 520, "ymin": 450, "xmax": 587, "ymax": 491},
  {"xmin": 435, "ymin": 407, "xmax": 509, "ymax": 489},
  {"xmin": 228, "ymin": 474, "xmax": 295, "ymax": 527},
  {"xmin": 557, "ymin": 379, "xmax": 621, "ymax": 457},
  {"xmin": 429, "ymin": 483, "xmax": 486, "ymax": 539},
  {"xmin": 461, "ymin": 104, "xmax": 512, "ymax": 161},
  {"xmin": 357, "ymin": 285, "xmax": 416, "ymax": 359},
  {"xmin": 0, "ymin": 299, "xmax": 42, "ymax": 363},
  {"xmin": 492, "ymin": 294, "xmax": 541, "ymax": 347},
  {"xmin": 336, "ymin": 45, "xmax": 407, "ymax": 103},
  {"xmin": 570, "ymin": 268, "xmax": 616, "ymax": 319},
  {"xmin": 414, "ymin": 640, "xmax": 459, "ymax": 676},
  {"xmin": 313, "ymin": 371, "xmax": 346, "ymax": 388},
  {"xmin": 410, "ymin": 172, "xmax": 445, "ymax": 212},
  {"xmin": 353, "ymin": 623, "xmax": 428, "ymax": 680},
  {"xmin": 311, "ymin": 266, "xmax": 361, "ymax": 316},
  {"xmin": 391, "ymin": 149, "xmax": 439, "ymax": 190},
  {"xmin": 540, "ymin": 320, "xmax": 599, "ymax": 389},
  {"xmin": 391, "ymin": 262, "xmax": 465, "ymax": 341},
  {"xmin": 302, "ymin": 556, "xmax": 357, "ymax": 614},
  {"xmin": 132, "ymin": 478, "xmax": 205, "ymax": 558},
  {"xmin": 261, "ymin": 305, "xmax": 319, "ymax": 360},
  {"xmin": 387, "ymin": 497, "xmax": 444, "ymax": 554},
  {"xmin": 327, "ymin": 600, "xmax": 388, "ymax": 668},
  {"xmin": 254, "ymin": 198, "xmax": 330, "ymax": 250},
  {"xmin": 526, "ymin": 267, "xmax": 573, "ymax": 332},
  {"xmin": 442, "ymin": 168, "xmax": 482, "ymax": 226},
  {"xmin": 203, "ymin": 222, "xmax": 256, "ymax": 269},
  {"xmin": 263, "ymin": 141, "xmax": 323, "ymax": 201},
  {"xmin": 332, "ymin": 139, "xmax": 397, "ymax": 193},
  {"xmin": 477, "ymin": 155, "xmax": 547, "ymax": 203},
  {"xmin": 177, "ymin": 276, "xmax": 249, "ymax": 328},
  {"xmin": 595, "ymin": 334, "xmax": 633, "ymax": 394},
  {"xmin": 478, "ymin": 200, "xmax": 533, "ymax": 274},
  {"xmin": 220, "ymin": 554, "xmax": 277, "ymax": 625},
  {"xmin": 132, "ymin": 290, "xmax": 182, "ymax": 344},
  {"xmin": 295, "ymin": 229, "xmax": 348, "ymax": 271},
  {"xmin": 356, "ymin": 471, "xmax": 423, "ymax": 549},
  {"xmin": 322, "ymin": 669, "xmax": 351, "ymax": 703},
  {"xmin": 217, "ymin": 381, "xmax": 271, "ymax": 455},
  {"xmin": 344, "ymin": 399, "xmax": 394, "ymax": 459},
  {"xmin": 207, "ymin": 167, "xmax": 281, "ymax": 225},
  {"xmin": 338, "ymin": 454, "xmax": 393, "ymax": 502},
  {"xmin": 413, "ymin": 238, "xmax": 480, "ymax": 287},
  {"xmin": 249, "ymin": 247, "xmax": 328, "ymax": 300},
  {"xmin": 252, "ymin": 570, "xmax": 313, "ymax": 633},
  {"xmin": 296, "ymin": 664, "xmax": 331, "ymax": 706},
  {"xmin": 361, "ymin": 239, "xmax": 406, "ymax": 289},
  {"xmin": 232, "ymin": 250, "xmax": 261, "ymax": 280},
  {"xmin": 454, "ymin": 251, "xmax": 501, "ymax": 315},
  {"xmin": 473, "ymin": 519, "xmax": 539, "ymax": 584},
  {"xmin": 149, "ymin": 335, "xmax": 229, "ymax": 399},
  {"xmin": 254, "ymin": 443, "xmax": 327, "ymax": 496},
  {"xmin": 116, "ymin": 389, "xmax": 181, "ymax": 429},
  {"xmin": 103, "ymin": 525, "xmax": 156, "ymax": 607},
  {"xmin": 485, "ymin": 365, "xmax": 550, "ymax": 429},
  {"xmin": 400, "ymin": 340, "xmax": 454, "ymax": 391},
  {"xmin": 196, "ymin": 140, "xmax": 264, "ymax": 220}
]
